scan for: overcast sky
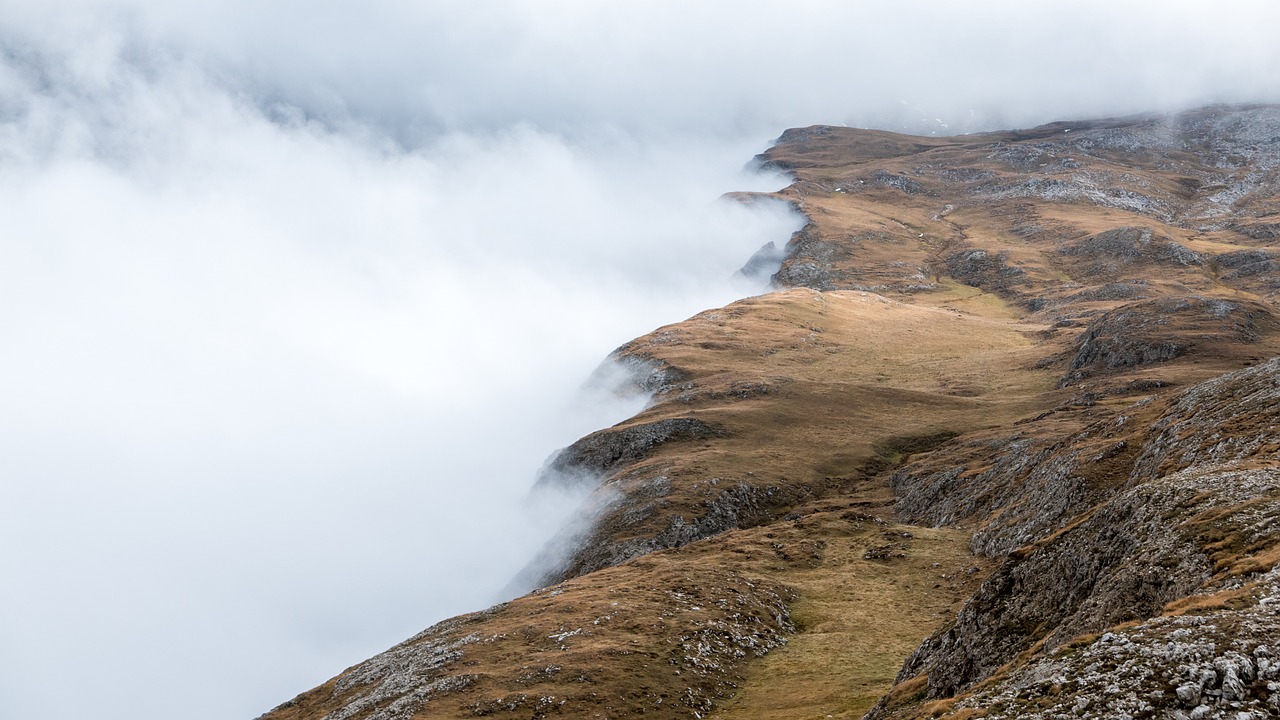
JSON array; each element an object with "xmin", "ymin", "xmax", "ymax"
[{"xmin": 2, "ymin": 2, "xmax": 1279, "ymax": 719}]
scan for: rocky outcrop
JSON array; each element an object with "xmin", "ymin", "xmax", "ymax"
[
  {"xmin": 893, "ymin": 465, "xmax": 1222, "ymax": 700},
  {"xmin": 534, "ymin": 417, "xmax": 726, "ymax": 491},
  {"xmin": 944, "ymin": 248, "xmax": 1028, "ymax": 296},
  {"xmin": 1060, "ymin": 296, "xmax": 1279, "ymax": 386},
  {"xmin": 1215, "ymin": 248, "xmax": 1280, "ymax": 282},
  {"xmin": 571, "ymin": 481, "xmax": 785, "ymax": 572},
  {"xmin": 868, "ymin": 169, "xmax": 927, "ymax": 195},
  {"xmin": 1232, "ymin": 221, "xmax": 1280, "ymax": 240},
  {"xmin": 1131, "ymin": 356, "xmax": 1280, "ymax": 481},
  {"xmin": 891, "ymin": 414, "xmax": 1144, "ymax": 557},
  {"xmin": 770, "ymin": 222, "xmax": 853, "ymax": 291},
  {"xmin": 735, "ymin": 240, "xmax": 787, "ymax": 285},
  {"xmin": 1056, "ymin": 226, "xmax": 1203, "ymax": 282},
  {"xmin": 594, "ymin": 352, "xmax": 691, "ymax": 395},
  {"xmin": 880, "ymin": 358, "xmax": 1280, "ymax": 712},
  {"xmin": 934, "ymin": 563, "xmax": 1280, "ymax": 720},
  {"xmin": 523, "ymin": 478, "xmax": 794, "ymax": 590}
]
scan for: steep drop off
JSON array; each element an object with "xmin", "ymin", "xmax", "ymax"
[{"xmin": 260, "ymin": 104, "xmax": 1280, "ymax": 720}]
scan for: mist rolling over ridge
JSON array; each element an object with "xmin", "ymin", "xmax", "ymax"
[{"xmin": 2, "ymin": 2, "xmax": 1280, "ymax": 719}]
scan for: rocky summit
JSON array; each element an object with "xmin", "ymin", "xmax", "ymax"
[{"xmin": 259, "ymin": 104, "xmax": 1280, "ymax": 720}]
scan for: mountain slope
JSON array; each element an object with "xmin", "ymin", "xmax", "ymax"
[{"xmin": 259, "ymin": 104, "xmax": 1280, "ymax": 720}]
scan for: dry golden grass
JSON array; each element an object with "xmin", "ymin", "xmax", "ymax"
[
  {"xmin": 710, "ymin": 516, "xmax": 989, "ymax": 720},
  {"xmin": 588, "ymin": 288, "xmax": 1061, "ymax": 569},
  {"xmin": 1162, "ymin": 587, "xmax": 1254, "ymax": 616},
  {"xmin": 1175, "ymin": 492, "xmax": 1280, "ymax": 579}
]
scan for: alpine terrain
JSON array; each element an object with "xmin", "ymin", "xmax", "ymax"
[{"xmin": 259, "ymin": 104, "xmax": 1280, "ymax": 720}]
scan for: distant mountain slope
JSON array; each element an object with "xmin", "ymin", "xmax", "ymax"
[{"xmin": 259, "ymin": 104, "xmax": 1280, "ymax": 720}]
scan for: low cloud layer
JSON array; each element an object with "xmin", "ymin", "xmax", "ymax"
[
  {"xmin": 9, "ymin": 0, "xmax": 1278, "ymax": 139},
  {"xmin": 1, "ymin": 2, "xmax": 1278, "ymax": 719}
]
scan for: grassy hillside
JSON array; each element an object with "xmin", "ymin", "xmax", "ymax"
[{"xmin": 260, "ymin": 104, "xmax": 1280, "ymax": 720}]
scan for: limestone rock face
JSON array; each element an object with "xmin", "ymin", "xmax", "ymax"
[
  {"xmin": 1131, "ymin": 356, "xmax": 1280, "ymax": 481},
  {"xmin": 258, "ymin": 105, "xmax": 1280, "ymax": 720},
  {"xmin": 921, "ymin": 563, "xmax": 1280, "ymax": 720}
]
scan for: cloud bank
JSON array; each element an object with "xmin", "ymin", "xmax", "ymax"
[
  {"xmin": 1, "ymin": 2, "xmax": 1278, "ymax": 719},
  {"xmin": 9, "ymin": 0, "xmax": 1279, "ymax": 138}
]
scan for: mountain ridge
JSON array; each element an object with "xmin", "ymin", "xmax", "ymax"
[{"xmin": 259, "ymin": 103, "xmax": 1280, "ymax": 720}]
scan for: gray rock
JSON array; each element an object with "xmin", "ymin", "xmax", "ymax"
[
  {"xmin": 1059, "ymin": 226, "xmax": 1204, "ymax": 271},
  {"xmin": 868, "ymin": 169, "xmax": 926, "ymax": 195},
  {"xmin": 1060, "ymin": 296, "xmax": 1278, "ymax": 386},
  {"xmin": 735, "ymin": 240, "xmax": 787, "ymax": 285},
  {"xmin": 1130, "ymin": 356, "xmax": 1280, "ymax": 480},
  {"xmin": 770, "ymin": 223, "xmax": 849, "ymax": 291},
  {"xmin": 1222, "ymin": 667, "xmax": 1246, "ymax": 701},
  {"xmin": 944, "ymin": 248, "xmax": 1028, "ymax": 295},
  {"xmin": 534, "ymin": 417, "xmax": 726, "ymax": 492}
]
